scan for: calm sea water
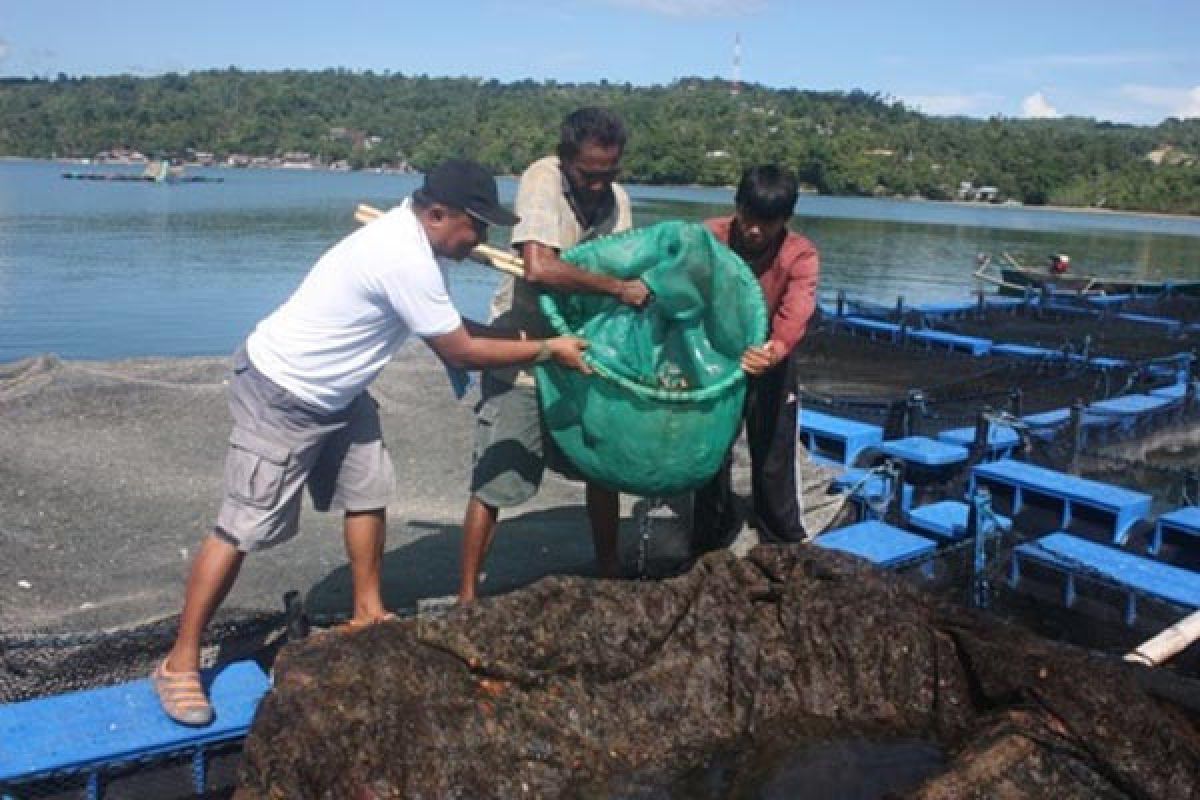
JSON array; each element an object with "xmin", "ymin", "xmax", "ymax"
[{"xmin": 2, "ymin": 158, "xmax": 1198, "ymax": 362}]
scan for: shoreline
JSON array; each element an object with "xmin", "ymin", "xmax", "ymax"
[
  {"xmin": 7, "ymin": 155, "xmax": 1198, "ymax": 223},
  {"xmin": 942, "ymin": 196, "xmax": 1200, "ymax": 223}
]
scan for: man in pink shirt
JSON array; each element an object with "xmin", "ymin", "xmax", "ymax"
[{"xmin": 694, "ymin": 165, "xmax": 819, "ymax": 552}]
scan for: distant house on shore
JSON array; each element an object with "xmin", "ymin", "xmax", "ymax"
[
  {"xmin": 957, "ymin": 181, "xmax": 999, "ymax": 202},
  {"xmin": 94, "ymin": 148, "xmax": 147, "ymax": 164},
  {"xmin": 281, "ymin": 152, "xmax": 317, "ymax": 169}
]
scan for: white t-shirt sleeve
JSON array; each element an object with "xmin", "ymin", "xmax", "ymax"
[{"xmin": 375, "ymin": 254, "xmax": 462, "ymax": 338}]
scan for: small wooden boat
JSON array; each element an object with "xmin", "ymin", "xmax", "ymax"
[{"xmin": 974, "ymin": 253, "xmax": 1200, "ymax": 298}]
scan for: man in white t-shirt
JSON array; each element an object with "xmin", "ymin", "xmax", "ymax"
[{"xmin": 154, "ymin": 160, "xmax": 590, "ymax": 727}]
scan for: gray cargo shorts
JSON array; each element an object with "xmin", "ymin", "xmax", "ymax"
[
  {"xmin": 469, "ymin": 374, "xmax": 582, "ymax": 508},
  {"xmin": 214, "ymin": 349, "xmax": 396, "ymax": 552}
]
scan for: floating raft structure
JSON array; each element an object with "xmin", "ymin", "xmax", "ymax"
[
  {"xmin": 797, "ymin": 308, "xmax": 1200, "ymax": 634},
  {"xmin": 813, "ymin": 287, "xmax": 1198, "ymax": 452},
  {"xmin": 800, "ymin": 286, "xmax": 1199, "ymax": 633},
  {"xmin": 62, "ymin": 172, "xmax": 223, "ymax": 184},
  {"xmin": 805, "ymin": 416, "xmax": 1200, "ymax": 622},
  {"xmin": 2, "ymin": 284, "xmax": 1198, "ymax": 797}
]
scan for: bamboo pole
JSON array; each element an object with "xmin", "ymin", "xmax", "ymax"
[
  {"xmin": 354, "ymin": 203, "xmax": 526, "ymax": 279},
  {"xmin": 1124, "ymin": 609, "xmax": 1200, "ymax": 668}
]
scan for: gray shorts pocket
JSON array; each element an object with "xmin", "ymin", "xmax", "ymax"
[{"xmin": 226, "ymin": 426, "xmax": 290, "ymax": 510}]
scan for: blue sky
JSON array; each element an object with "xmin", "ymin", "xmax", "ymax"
[{"xmin": 2, "ymin": 0, "xmax": 1197, "ymax": 124}]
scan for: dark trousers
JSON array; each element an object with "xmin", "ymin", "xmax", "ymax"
[{"xmin": 692, "ymin": 355, "xmax": 804, "ymax": 554}]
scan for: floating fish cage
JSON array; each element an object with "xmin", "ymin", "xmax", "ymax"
[
  {"xmin": 798, "ymin": 289, "xmax": 1199, "ymax": 676},
  {"xmin": 3, "ymin": 287, "xmax": 1199, "ymax": 799}
]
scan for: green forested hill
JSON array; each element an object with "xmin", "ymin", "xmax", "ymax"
[{"xmin": 3, "ymin": 70, "xmax": 1198, "ymax": 214}]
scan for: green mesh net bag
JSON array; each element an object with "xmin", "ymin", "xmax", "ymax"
[{"xmin": 536, "ymin": 221, "xmax": 768, "ymax": 496}]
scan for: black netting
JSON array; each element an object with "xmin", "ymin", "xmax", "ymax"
[{"xmin": 0, "ymin": 610, "xmax": 284, "ymax": 704}]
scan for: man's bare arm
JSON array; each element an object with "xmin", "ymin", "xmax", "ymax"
[
  {"xmin": 520, "ymin": 241, "xmax": 650, "ymax": 307},
  {"xmin": 425, "ymin": 324, "xmax": 590, "ymax": 373}
]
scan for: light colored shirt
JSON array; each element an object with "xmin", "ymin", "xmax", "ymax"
[
  {"xmin": 489, "ymin": 155, "xmax": 633, "ymax": 386},
  {"xmin": 247, "ymin": 199, "xmax": 462, "ymax": 411}
]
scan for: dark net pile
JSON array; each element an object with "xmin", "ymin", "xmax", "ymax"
[{"xmin": 237, "ymin": 546, "xmax": 1200, "ymax": 799}]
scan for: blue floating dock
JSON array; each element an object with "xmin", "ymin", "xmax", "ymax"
[
  {"xmin": 815, "ymin": 520, "xmax": 936, "ymax": 571},
  {"xmin": 798, "ymin": 409, "xmax": 883, "ymax": 466},
  {"xmin": 1115, "ymin": 312, "xmax": 1183, "ymax": 332},
  {"xmin": 906, "ymin": 500, "xmax": 1012, "ymax": 542},
  {"xmin": 879, "ymin": 436, "xmax": 969, "ymax": 467},
  {"xmin": 937, "ymin": 424, "xmax": 1020, "ymax": 460},
  {"xmin": 1043, "ymin": 303, "xmax": 1101, "ymax": 318},
  {"xmin": 914, "ymin": 300, "xmax": 977, "ymax": 321},
  {"xmin": 1021, "ymin": 408, "xmax": 1071, "ymax": 429},
  {"xmin": 1087, "ymin": 393, "xmax": 1172, "ymax": 416},
  {"xmin": 907, "ymin": 328, "xmax": 992, "ymax": 356},
  {"xmin": 0, "ymin": 660, "xmax": 269, "ymax": 791},
  {"xmin": 914, "ymin": 300, "xmax": 975, "ymax": 315},
  {"xmin": 971, "ymin": 459, "xmax": 1151, "ymax": 543},
  {"xmin": 1012, "ymin": 532, "xmax": 1200, "ymax": 623},
  {"xmin": 1085, "ymin": 394, "xmax": 1174, "ymax": 435},
  {"xmin": 992, "ymin": 343, "xmax": 1067, "ymax": 361},
  {"xmin": 1085, "ymin": 294, "xmax": 1130, "ymax": 308},
  {"xmin": 1149, "ymin": 381, "xmax": 1197, "ymax": 400},
  {"xmin": 1151, "ymin": 506, "xmax": 1200, "ymax": 556},
  {"xmin": 1083, "ymin": 356, "xmax": 1128, "ymax": 371},
  {"xmin": 1020, "ymin": 407, "xmax": 1111, "ymax": 440},
  {"xmin": 840, "ymin": 316, "xmax": 902, "ymax": 342}
]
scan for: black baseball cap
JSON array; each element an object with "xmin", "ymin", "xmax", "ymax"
[{"xmin": 421, "ymin": 159, "xmax": 520, "ymax": 227}]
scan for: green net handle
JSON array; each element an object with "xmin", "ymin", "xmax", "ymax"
[{"xmin": 537, "ymin": 224, "xmax": 769, "ymax": 405}]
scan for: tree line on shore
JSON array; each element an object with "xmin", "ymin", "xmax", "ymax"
[{"xmin": 2, "ymin": 69, "xmax": 1198, "ymax": 214}]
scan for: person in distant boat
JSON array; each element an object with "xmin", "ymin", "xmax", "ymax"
[
  {"xmin": 1050, "ymin": 253, "xmax": 1071, "ymax": 275},
  {"xmin": 456, "ymin": 107, "xmax": 649, "ymax": 604},
  {"xmin": 692, "ymin": 165, "xmax": 819, "ymax": 553},
  {"xmin": 154, "ymin": 159, "xmax": 591, "ymax": 727}
]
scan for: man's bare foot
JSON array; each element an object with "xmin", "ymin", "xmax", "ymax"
[{"xmin": 319, "ymin": 612, "xmax": 397, "ymax": 635}]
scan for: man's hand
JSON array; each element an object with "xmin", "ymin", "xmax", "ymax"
[
  {"xmin": 615, "ymin": 279, "xmax": 651, "ymax": 308},
  {"xmin": 741, "ymin": 341, "xmax": 781, "ymax": 376},
  {"xmin": 547, "ymin": 336, "xmax": 592, "ymax": 374}
]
